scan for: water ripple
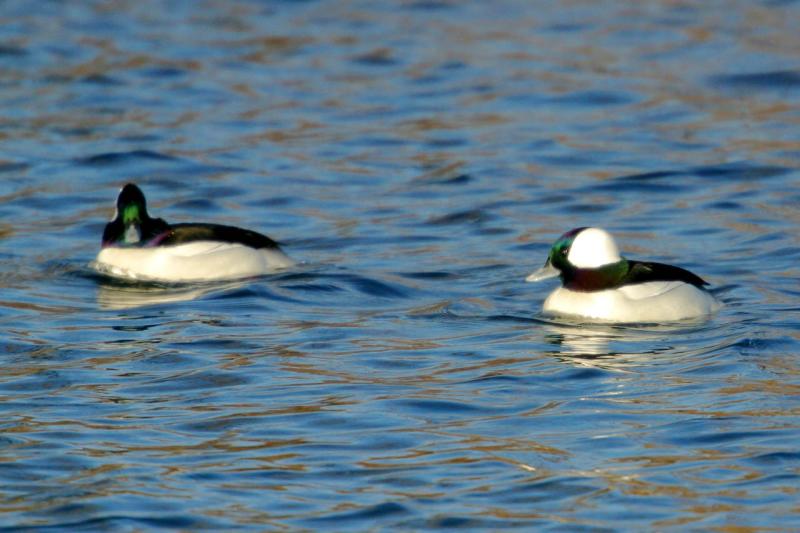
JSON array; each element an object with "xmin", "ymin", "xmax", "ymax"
[
  {"xmin": 74, "ymin": 149, "xmax": 177, "ymax": 167},
  {"xmin": 710, "ymin": 69, "xmax": 800, "ymax": 90}
]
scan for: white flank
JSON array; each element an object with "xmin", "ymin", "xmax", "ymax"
[
  {"xmin": 92, "ymin": 241, "xmax": 295, "ymax": 282},
  {"xmin": 542, "ymin": 281, "xmax": 722, "ymax": 323}
]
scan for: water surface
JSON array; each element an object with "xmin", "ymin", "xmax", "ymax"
[{"xmin": 1, "ymin": 1, "xmax": 800, "ymax": 530}]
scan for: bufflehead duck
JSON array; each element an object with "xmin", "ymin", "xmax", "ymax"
[
  {"xmin": 526, "ymin": 227, "xmax": 721, "ymax": 322},
  {"xmin": 92, "ymin": 183, "xmax": 294, "ymax": 282}
]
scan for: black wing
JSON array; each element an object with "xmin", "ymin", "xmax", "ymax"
[
  {"xmin": 162, "ymin": 223, "xmax": 280, "ymax": 249},
  {"xmin": 624, "ymin": 260, "xmax": 708, "ymax": 288}
]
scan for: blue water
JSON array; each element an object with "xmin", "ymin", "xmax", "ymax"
[{"xmin": 2, "ymin": 1, "xmax": 800, "ymax": 530}]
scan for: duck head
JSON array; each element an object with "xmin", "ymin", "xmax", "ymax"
[
  {"xmin": 102, "ymin": 183, "xmax": 168, "ymax": 247},
  {"xmin": 526, "ymin": 227, "xmax": 622, "ymax": 283}
]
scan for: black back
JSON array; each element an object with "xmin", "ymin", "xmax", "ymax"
[
  {"xmin": 102, "ymin": 183, "xmax": 280, "ymax": 250},
  {"xmin": 624, "ymin": 260, "xmax": 708, "ymax": 288},
  {"xmin": 163, "ymin": 223, "xmax": 280, "ymax": 249}
]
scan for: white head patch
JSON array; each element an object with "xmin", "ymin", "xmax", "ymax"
[
  {"xmin": 124, "ymin": 224, "xmax": 141, "ymax": 244},
  {"xmin": 567, "ymin": 227, "xmax": 622, "ymax": 268}
]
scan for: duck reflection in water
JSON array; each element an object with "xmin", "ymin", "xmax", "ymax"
[
  {"xmin": 95, "ymin": 277, "xmax": 249, "ymax": 310},
  {"xmin": 541, "ymin": 318, "xmax": 711, "ymax": 371}
]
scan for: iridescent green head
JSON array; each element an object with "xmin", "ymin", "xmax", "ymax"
[
  {"xmin": 547, "ymin": 227, "xmax": 586, "ymax": 271},
  {"xmin": 122, "ymin": 203, "xmax": 141, "ymax": 225},
  {"xmin": 117, "ymin": 183, "xmax": 149, "ymax": 243},
  {"xmin": 100, "ymin": 183, "xmax": 152, "ymax": 246},
  {"xmin": 116, "ymin": 183, "xmax": 146, "ymax": 214}
]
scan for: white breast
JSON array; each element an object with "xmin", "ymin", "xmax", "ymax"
[
  {"xmin": 92, "ymin": 241, "xmax": 295, "ymax": 282},
  {"xmin": 542, "ymin": 281, "xmax": 722, "ymax": 322}
]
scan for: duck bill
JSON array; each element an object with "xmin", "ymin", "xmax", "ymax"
[{"xmin": 525, "ymin": 260, "xmax": 559, "ymax": 282}]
